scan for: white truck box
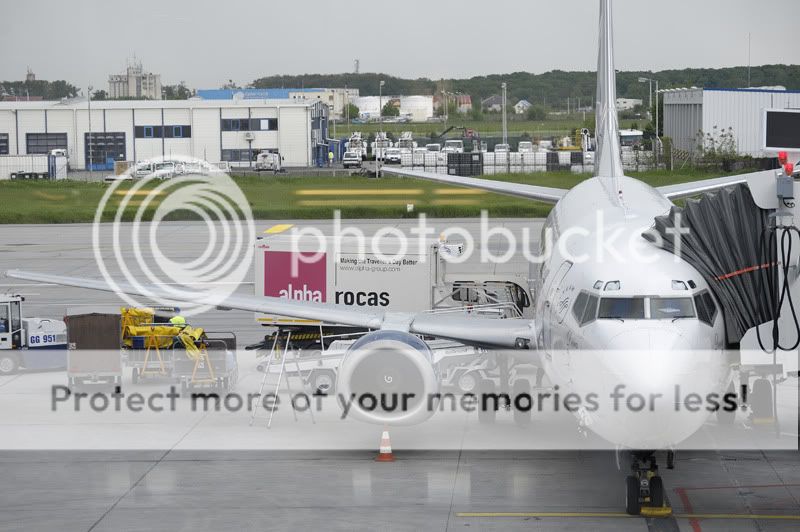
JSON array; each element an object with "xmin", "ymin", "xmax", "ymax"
[
  {"xmin": 254, "ymin": 232, "xmax": 533, "ymax": 326},
  {"xmin": 0, "ymin": 155, "xmax": 49, "ymax": 180}
]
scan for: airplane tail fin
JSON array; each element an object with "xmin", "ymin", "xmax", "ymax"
[{"xmin": 594, "ymin": 0, "xmax": 624, "ymax": 180}]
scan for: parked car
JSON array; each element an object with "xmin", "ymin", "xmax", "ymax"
[
  {"xmin": 426, "ymin": 143, "xmax": 441, "ymax": 152},
  {"xmin": 384, "ymin": 147, "xmax": 402, "ymax": 164},
  {"xmin": 255, "ymin": 151, "xmax": 282, "ymax": 172},
  {"xmin": 342, "ymin": 151, "xmax": 362, "ymax": 168},
  {"xmin": 152, "ymin": 162, "xmax": 178, "ymax": 179},
  {"xmin": 494, "ymin": 143, "xmax": 511, "ymax": 153},
  {"xmin": 518, "ymin": 141, "xmax": 534, "ymax": 153}
]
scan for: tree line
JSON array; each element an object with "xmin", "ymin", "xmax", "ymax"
[{"xmin": 252, "ymin": 65, "xmax": 800, "ymax": 109}]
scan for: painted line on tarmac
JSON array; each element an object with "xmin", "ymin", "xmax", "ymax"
[
  {"xmin": 677, "ymin": 482, "xmax": 800, "ymax": 491},
  {"xmin": 298, "ymin": 199, "xmax": 414, "ymax": 206},
  {"xmin": 430, "ymin": 199, "xmax": 481, "ymax": 206},
  {"xmin": 434, "ymin": 188, "xmax": 487, "ymax": 195},
  {"xmin": 456, "ymin": 512, "xmax": 800, "ymax": 521},
  {"xmin": 295, "ymin": 189, "xmax": 424, "ymax": 196}
]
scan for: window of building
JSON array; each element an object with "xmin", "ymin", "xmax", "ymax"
[
  {"xmin": 0, "ymin": 133, "xmax": 8, "ymax": 155},
  {"xmin": 135, "ymin": 125, "xmax": 189, "ymax": 138},
  {"xmin": 221, "ymin": 149, "xmax": 259, "ymax": 162},
  {"xmin": 26, "ymin": 133, "xmax": 67, "ymax": 154},
  {"xmin": 253, "ymin": 118, "xmax": 278, "ymax": 131},
  {"xmin": 221, "ymin": 118, "xmax": 278, "ymax": 132},
  {"xmin": 164, "ymin": 125, "xmax": 190, "ymax": 138},
  {"xmin": 221, "ymin": 119, "xmax": 242, "ymax": 131},
  {"xmin": 85, "ymin": 132, "xmax": 126, "ymax": 170}
]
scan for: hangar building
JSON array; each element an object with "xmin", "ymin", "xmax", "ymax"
[
  {"xmin": 663, "ymin": 87, "xmax": 800, "ymax": 157},
  {"xmin": 0, "ymin": 98, "xmax": 329, "ymax": 170}
]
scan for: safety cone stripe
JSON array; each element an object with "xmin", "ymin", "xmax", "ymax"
[{"xmin": 376, "ymin": 430, "xmax": 394, "ymax": 462}]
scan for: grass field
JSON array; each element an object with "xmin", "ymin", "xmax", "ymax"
[
  {"xmin": 332, "ymin": 117, "xmax": 639, "ymax": 139},
  {"xmin": 0, "ymin": 168, "xmax": 739, "ymax": 224}
]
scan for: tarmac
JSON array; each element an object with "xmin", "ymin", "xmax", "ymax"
[{"xmin": 0, "ymin": 220, "xmax": 799, "ymax": 531}]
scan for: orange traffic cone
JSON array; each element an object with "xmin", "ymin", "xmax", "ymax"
[{"xmin": 375, "ymin": 430, "xmax": 395, "ymax": 462}]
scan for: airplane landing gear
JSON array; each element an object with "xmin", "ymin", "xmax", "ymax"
[{"xmin": 625, "ymin": 451, "xmax": 666, "ymax": 516}]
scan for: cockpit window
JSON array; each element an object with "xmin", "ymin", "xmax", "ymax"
[
  {"xmin": 694, "ymin": 291, "xmax": 718, "ymax": 326},
  {"xmin": 572, "ymin": 292, "xmax": 588, "ymax": 322},
  {"xmin": 598, "ymin": 298, "xmax": 645, "ymax": 319},
  {"xmin": 582, "ymin": 295, "xmax": 599, "ymax": 325},
  {"xmin": 571, "ymin": 291, "xmax": 599, "ymax": 326},
  {"xmin": 650, "ymin": 297, "xmax": 695, "ymax": 319}
]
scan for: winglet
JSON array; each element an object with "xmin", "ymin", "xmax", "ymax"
[{"xmin": 594, "ymin": 0, "xmax": 624, "ymax": 179}]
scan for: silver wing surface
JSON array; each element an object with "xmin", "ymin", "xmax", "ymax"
[
  {"xmin": 5, "ymin": 269, "xmax": 534, "ymax": 349},
  {"xmin": 381, "ymin": 167, "xmax": 567, "ymax": 204}
]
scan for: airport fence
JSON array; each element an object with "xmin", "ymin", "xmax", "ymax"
[{"xmin": 399, "ymin": 148, "xmax": 660, "ymax": 175}]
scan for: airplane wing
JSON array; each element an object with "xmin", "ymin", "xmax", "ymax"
[
  {"xmin": 5, "ymin": 269, "xmax": 534, "ymax": 349},
  {"xmin": 656, "ymin": 170, "xmax": 772, "ymax": 201},
  {"xmin": 382, "ymin": 167, "xmax": 567, "ymax": 204}
]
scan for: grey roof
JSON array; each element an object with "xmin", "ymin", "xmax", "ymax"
[{"xmin": 0, "ymin": 98, "xmax": 316, "ymax": 111}]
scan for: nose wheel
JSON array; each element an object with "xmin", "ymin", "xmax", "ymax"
[{"xmin": 625, "ymin": 451, "xmax": 670, "ymax": 516}]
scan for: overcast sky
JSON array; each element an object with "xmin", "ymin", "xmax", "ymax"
[{"xmin": 1, "ymin": 0, "xmax": 797, "ymax": 91}]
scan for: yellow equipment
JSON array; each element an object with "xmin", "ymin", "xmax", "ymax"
[{"xmin": 120, "ymin": 307, "xmax": 211, "ymax": 380}]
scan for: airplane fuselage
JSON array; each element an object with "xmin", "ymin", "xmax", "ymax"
[{"xmin": 531, "ymin": 175, "xmax": 733, "ymax": 448}]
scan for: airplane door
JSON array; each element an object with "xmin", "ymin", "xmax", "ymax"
[{"xmin": 542, "ymin": 261, "xmax": 572, "ymax": 352}]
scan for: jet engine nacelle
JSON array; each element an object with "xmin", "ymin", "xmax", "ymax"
[{"xmin": 336, "ymin": 330, "xmax": 439, "ymax": 425}]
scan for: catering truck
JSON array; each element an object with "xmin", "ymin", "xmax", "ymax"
[{"xmin": 253, "ymin": 229, "xmax": 533, "ymax": 347}]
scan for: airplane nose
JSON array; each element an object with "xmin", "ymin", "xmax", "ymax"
[
  {"xmin": 608, "ymin": 328, "xmax": 687, "ymax": 350},
  {"xmin": 572, "ymin": 331, "xmax": 730, "ymax": 449}
]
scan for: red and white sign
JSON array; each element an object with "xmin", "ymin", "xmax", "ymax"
[{"xmin": 263, "ymin": 251, "xmax": 327, "ymax": 303}]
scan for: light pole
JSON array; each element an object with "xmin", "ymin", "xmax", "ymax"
[
  {"xmin": 87, "ymin": 85, "xmax": 93, "ymax": 175},
  {"xmin": 345, "ymin": 84, "xmax": 350, "ymax": 135},
  {"xmin": 638, "ymin": 76, "xmax": 653, "ymax": 119},
  {"xmin": 654, "ymin": 79, "xmax": 660, "ymax": 166},
  {"xmin": 378, "ymin": 80, "xmax": 385, "ymax": 177},
  {"xmin": 638, "ymin": 77, "xmax": 660, "ymax": 163},
  {"xmin": 442, "ymin": 90, "xmax": 447, "ymax": 131},
  {"xmin": 501, "ymin": 82, "xmax": 508, "ymax": 145}
]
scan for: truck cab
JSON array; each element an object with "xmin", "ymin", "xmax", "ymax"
[
  {"xmin": 0, "ymin": 296, "xmax": 22, "ymax": 352},
  {"xmin": 0, "ymin": 295, "xmax": 68, "ymax": 375},
  {"xmin": 442, "ymin": 140, "xmax": 464, "ymax": 154},
  {"xmin": 255, "ymin": 151, "xmax": 282, "ymax": 171}
]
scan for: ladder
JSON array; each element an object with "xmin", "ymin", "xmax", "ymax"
[{"xmin": 249, "ymin": 330, "xmax": 316, "ymax": 428}]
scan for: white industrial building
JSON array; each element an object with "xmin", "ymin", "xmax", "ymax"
[
  {"xmin": 288, "ymin": 88, "xmax": 359, "ymax": 120},
  {"xmin": 197, "ymin": 88, "xmax": 358, "ymax": 120},
  {"xmin": 663, "ymin": 87, "xmax": 800, "ymax": 156},
  {"xmin": 0, "ymin": 98, "xmax": 329, "ymax": 170}
]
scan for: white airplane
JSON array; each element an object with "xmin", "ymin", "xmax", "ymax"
[{"xmin": 6, "ymin": 0, "xmax": 775, "ymax": 515}]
